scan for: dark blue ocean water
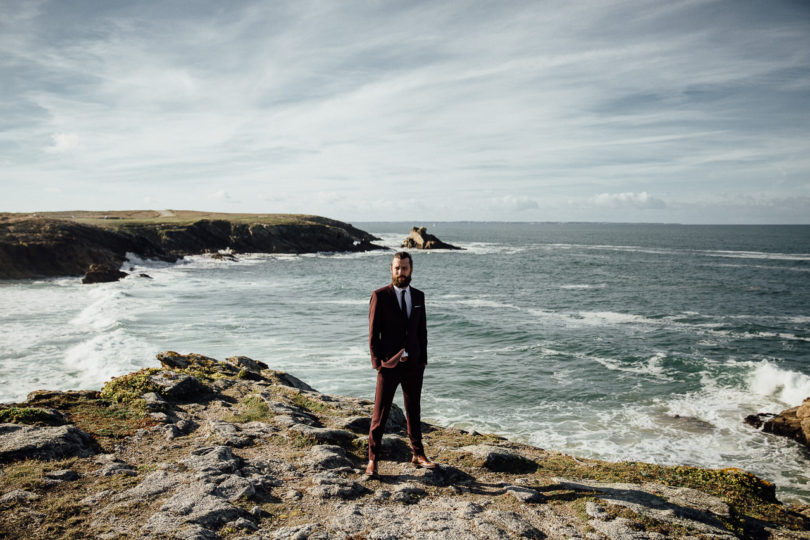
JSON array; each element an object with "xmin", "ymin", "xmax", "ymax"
[{"xmin": 2, "ymin": 223, "xmax": 809, "ymax": 501}]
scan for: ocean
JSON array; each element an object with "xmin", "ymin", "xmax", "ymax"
[{"xmin": 1, "ymin": 222, "xmax": 809, "ymax": 503}]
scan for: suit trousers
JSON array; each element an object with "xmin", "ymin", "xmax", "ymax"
[{"xmin": 368, "ymin": 361, "xmax": 425, "ymax": 461}]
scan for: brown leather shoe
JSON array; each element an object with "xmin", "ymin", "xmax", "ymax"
[
  {"xmin": 364, "ymin": 460, "xmax": 379, "ymax": 477},
  {"xmin": 411, "ymin": 454, "xmax": 438, "ymax": 469}
]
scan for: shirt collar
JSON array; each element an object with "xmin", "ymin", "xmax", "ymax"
[{"xmin": 392, "ymin": 284, "xmax": 410, "ymax": 294}]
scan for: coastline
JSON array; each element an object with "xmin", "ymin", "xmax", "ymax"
[
  {"xmin": 0, "ymin": 210, "xmax": 383, "ymax": 280},
  {"xmin": 1, "ymin": 352, "xmax": 808, "ymax": 539}
]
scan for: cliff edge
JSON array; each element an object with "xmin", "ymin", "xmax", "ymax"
[
  {"xmin": 0, "ymin": 210, "xmax": 383, "ymax": 280},
  {"xmin": 1, "ymin": 352, "xmax": 808, "ymax": 539}
]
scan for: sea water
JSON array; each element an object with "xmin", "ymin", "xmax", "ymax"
[{"xmin": 1, "ymin": 223, "xmax": 809, "ymax": 502}]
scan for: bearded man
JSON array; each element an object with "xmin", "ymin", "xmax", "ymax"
[{"xmin": 365, "ymin": 251, "xmax": 436, "ymax": 477}]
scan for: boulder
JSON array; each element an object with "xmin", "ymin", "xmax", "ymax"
[
  {"xmin": 44, "ymin": 469, "xmax": 80, "ymax": 482},
  {"xmin": 226, "ymin": 355, "xmax": 268, "ymax": 373},
  {"xmin": 307, "ymin": 471, "xmax": 368, "ymax": 499},
  {"xmin": 287, "ymin": 424, "xmax": 355, "ymax": 445},
  {"xmin": 458, "ymin": 445, "xmax": 537, "ymax": 473},
  {"xmin": 82, "ymin": 263, "xmax": 127, "ymax": 284},
  {"xmin": 505, "ymin": 485, "xmax": 545, "ymax": 503},
  {"xmin": 148, "ymin": 371, "xmax": 209, "ymax": 401},
  {"xmin": 760, "ymin": 397, "xmax": 810, "ymax": 450},
  {"xmin": 210, "ymin": 252, "xmax": 237, "ymax": 261},
  {"xmin": 401, "ymin": 227, "xmax": 462, "ymax": 250},
  {"xmin": 304, "ymin": 445, "xmax": 354, "ymax": 471},
  {"xmin": 0, "ymin": 489, "xmax": 40, "ymax": 504},
  {"xmin": 156, "ymin": 351, "xmax": 223, "ymax": 371},
  {"xmin": 0, "ymin": 424, "xmax": 98, "ymax": 463},
  {"xmin": 273, "ymin": 372, "xmax": 317, "ymax": 392},
  {"xmin": 25, "ymin": 389, "xmax": 100, "ymax": 405}
]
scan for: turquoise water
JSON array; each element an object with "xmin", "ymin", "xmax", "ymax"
[{"xmin": 1, "ymin": 223, "xmax": 809, "ymax": 502}]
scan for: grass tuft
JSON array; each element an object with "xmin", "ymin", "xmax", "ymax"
[
  {"xmin": 100, "ymin": 368, "xmax": 162, "ymax": 403},
  {"xmin": 226, "ymin": 395, "xmax": 273, "ymax": 423},
  {"xmin": 0, "ymin": 406, "xmax": 62, "ymax": 426}
]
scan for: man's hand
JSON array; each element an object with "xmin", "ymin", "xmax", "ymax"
[{"xmin": 391, "ymin": 348, "xmax": 406, "ymax": 363}]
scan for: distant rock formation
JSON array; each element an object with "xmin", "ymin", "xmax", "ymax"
[
  {"xmin": 747, "ymin": 397, "xmax": 810, "ymax": 451},
  {"xmin": 0, "ymin": 213, "xmax": 384, "ymax": 281},
  {"xmin": 82, "ymin": 263, "xmax": 128, "ymax": 284},
  {"xmin": 401, "ymin": 227, "xmax": 462, "ymax": 250}
]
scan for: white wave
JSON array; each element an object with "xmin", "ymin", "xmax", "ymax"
[
  {"xmin": 700, "ymin": 250, "xmax": 810, "ymax": 262},
  {"xmin": 706, "ymin": 263, "xmax": 810, "ymax": 273},
  {"xmin": 453, "ymin": 298, "xmax": 520, "ymax": 310},
  {"xmin": 560, "ymin": 283, "xmax": 606, "ymax": 290},
  {"xmin": 457, "ymin": 242, "xmax": 527, "ymax": 255},
  {"xmin": 515, "ymin": 374, "xmax": 810, "ymax": 503},
  {"xmin": 319, "ymin": 299, "xmax": 369, "ymax": 306},
  {"xmin": 589, "ymin": 352, "xmax": 672, "ymax": 380},
  {"xmin": 69, "ymin": 287, "xmax": 133, "ymax": 331},
  {"xmin": 573, "ymin": 311, "xmax": 657, "ymax": 326},
  {"xmin": 746, "ymin": 331, "xmax": 810, "ymax": 343},
  {"xmin": 747, "ymin": 361, "xmax": 810, "ymax": 406},
  {"xmin": 62, "ymin": 329, "xmax": 155, "ymax": 391},
  {"xmin": 123, "ymin": 252, "xmax": 176, "ymax": 270}
]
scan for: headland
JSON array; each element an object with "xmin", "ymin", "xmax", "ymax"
[{"xmin": 0, "ymin": 210, "xmax": 384, "ymax": 280}]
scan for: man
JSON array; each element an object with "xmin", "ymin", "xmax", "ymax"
[{"xmin": 366, "ymin": 251, "xmax": 437, "ymax": 477}]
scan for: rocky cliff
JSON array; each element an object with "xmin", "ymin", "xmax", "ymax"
[
  {"xmin": 401, "ymin": 226, "xmax": 462, "ymax": 250},
  {"xmin": 1, "ymin": 352, "xmax": 808, "ymax": 539},
  {"xmin": 0, "ymin": 211, "xmax": 383, "ymax": 280}
]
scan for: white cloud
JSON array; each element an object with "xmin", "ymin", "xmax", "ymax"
[
  {"xmin": 1, "ymin": 1, "xmax": 809, "ymax": 222},
  {"xmin": 46, "ymin": 132, "xmax": 79, "ymax": 153},
  {"xmin": 591, "ymin": 192, "xmax": 666, "ymax": 209},
  {"xmin": 493, "ymin": 195, "xmax": 539, "ymax": 212}
]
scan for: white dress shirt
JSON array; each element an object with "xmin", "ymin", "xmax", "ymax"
[
  {"xmin": 392, "ymin": 284, "xmax": 411, "ymax": 357},
  {"xmin": 392, "ymin": 284, "xmax": 411, "ymax": 317}
]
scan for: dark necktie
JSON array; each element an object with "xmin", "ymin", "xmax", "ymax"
[{"xmin": 400, "ymin": 290, "xmax": 408, "ymax": 322}]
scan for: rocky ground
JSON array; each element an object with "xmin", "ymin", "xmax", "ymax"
[{"xmin": 1, "ymin": 352, "xmax": 809, "ymax": 539}]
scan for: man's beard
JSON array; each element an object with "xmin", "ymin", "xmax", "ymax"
[{"xmin": 392, "ymin": 275, "xmax": 411, "ymax": 288}]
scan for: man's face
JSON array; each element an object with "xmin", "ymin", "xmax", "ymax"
[{"xmin": 391, "ymin": 256, "xmax": 412, "ymax": 288}]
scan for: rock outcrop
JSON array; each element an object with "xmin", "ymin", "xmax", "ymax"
[
  {"xmin": 0, "ymin": 352, "xmax": 808, "ymax": 539},
  {"xmin": 401, "ymin": 226, "xmax": 462, "ymax": 250},
  {"xmin": 747, "ymin": 397, "xmax": 810, "ymax": 451},
  {"xmin": 81, "ymin": 263, "xmax": 128, "ymax": 284},
  {"xmin": 0, "ymin": 211, "xmax": 383, "ymax": 281}
]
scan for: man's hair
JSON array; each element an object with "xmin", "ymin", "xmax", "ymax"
[{"xmin": 392, "ymin": 251, "xmax": 412, "ymax": 265}]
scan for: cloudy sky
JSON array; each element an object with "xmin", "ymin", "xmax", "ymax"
[{"xmin": 2, "ymin": 1, "xmax": 809, "ymax": 223}]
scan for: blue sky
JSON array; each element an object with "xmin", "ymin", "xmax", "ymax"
[{"xmin": 2, "ymin": 1, "xmax": 809, "ymax": 223}]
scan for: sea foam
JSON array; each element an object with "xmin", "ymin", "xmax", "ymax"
[{"xmin": 748, "ymin": 361, "xmax": 810, "ymax": 407}]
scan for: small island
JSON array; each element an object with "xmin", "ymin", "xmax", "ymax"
[
  {"xmin": 0, "ymin": 210, "xmax": 384, "ymax": 282},
  {"xmin": 401, "ymin": 226, "xmax": 463, "ymax": 250},
  {"xmin": 1, "ymin": 352, "xmax": 808, "ymax": 538}
]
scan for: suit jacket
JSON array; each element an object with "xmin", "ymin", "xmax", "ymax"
[{"xmin": 369, "ymin": 284, "xmax": 428, "ymax": 370}]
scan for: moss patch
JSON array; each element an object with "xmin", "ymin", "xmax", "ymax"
[
  {"xmin": 0, "ymin": 407, "xmax": 62, "ymax": 426},
  {"xmin": 68, "ymin": 399, "xmax": 154, "ymax": 440},
  {"xmin": 100, "ymin": 368, "xmax": 162, "ymax": 403},
  {"xmin": 226, "ymin": 395, "xmax": 273, "ymax": 423},
  {"xmin": 287, "ymin": 392, "xmax": 330, "ymax": 414}
]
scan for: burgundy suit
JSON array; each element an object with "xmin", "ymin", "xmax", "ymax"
[{"xmin": 368, "ymin": 283, "xmax": 428, "ymax": 460}]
